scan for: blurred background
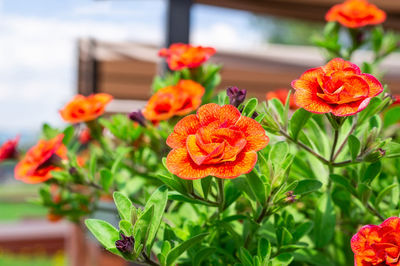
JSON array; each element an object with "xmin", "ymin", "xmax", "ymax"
[{"xmin": 0, "ymin": 0, "xmax": 399, "ymax": 265}]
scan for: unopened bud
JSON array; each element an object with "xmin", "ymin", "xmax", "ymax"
[
  {"xmin": 115, "ymin": 233, "xmax": 134, "ymax": 253},
  {"xmin": 227, "ymin": 87, "xmax": 247, "ymax": 107},
  {"xmin": 128, "ymin": 110, "xmax": 146, "ymax": 127}
]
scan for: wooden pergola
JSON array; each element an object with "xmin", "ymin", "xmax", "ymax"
[
  {"xmin": 78, "ymin": 0, "xmax": 400, "ymax": 112},
  {"xmin": 165, "ymin": 0, "xmax": 400, "ymax": 46}
]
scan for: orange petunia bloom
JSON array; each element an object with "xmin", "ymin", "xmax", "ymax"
[
  {"xmin": 266, "ymin": 89, "xmax": 298, "ymax": 110},
  {"xmin": 326, "ymin": 0, "xmax": 386, "ymax": 28},
  {"xmin": 292, "ymin": 58, "xmax": 383, "ymax": 117},
  {"xmin": 14, "ymin": 134, "xmax": 67, "ymax": 184},
  {"xmin": 60, "ymin": 93, "xmax": 113, "ymax": 123},
  {"xmin": 0, "ymin": 136, "xmax": 19, "ymax": 162},
  {"xmin": 166, "ymin": 103, "xmax": 269, "ymax": 179},
  {"xmin": 159, "ymin": 43, "xmax": 216, "ymax": 71},
  {"xmin": 351, "ymin": 217, "xmax": 400, "ymax": 265},
  {"xmin": 143, "ymin": 80, "xmax": 205, "ymax": 122}
]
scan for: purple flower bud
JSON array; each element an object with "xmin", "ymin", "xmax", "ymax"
[
  {"xmin": 378, "ymin": 148, "xmax": 386, "ymax": 157},
  {"xmin": 69, "ymin": 167, "xmax": 78, "ymax": 176},
  {"xmin": 227, "ymin": 87, "xmax": 247, "ymax": 107},
  {"xmin": 115, "ymin": 233, "xmax": 134, "ymax": 253},
  {"xmin": 128, "ymin": 110, "xmax": 146, "ymax": 127},
  {"xmin": 285, "ymin": 191, "xmax": 297, "ymax": 203}
]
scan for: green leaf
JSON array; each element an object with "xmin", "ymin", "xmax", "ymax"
[
  {"xmin": 313, "ymin": 193, "xmax": 335, "ymax": 248},
  {"xmin": 348, "ymin": 135, "xmax": 361, "ymax": 161},
  {"xmin": 100, "ymin": 169, "xmax": 113, "ymax": 192},
  {"xmin": 375, "ymin": 184, "xmax": 398, "ymax": 207},
  {"xmin": 293, "ymin": 179, "xmax": 322, "ymax": 195},
  {"xmin": 258, "ymin": 238, "xmax": 271, "ymax": 261},
  {"xmin": 269, "ymin": 141, "xmax": 289, "ymax": 168},
  {"xmin": 89, "ymin": 153, "xmax": 97, "ymax": 181},
  {"xmin": 62, "ymin": 125, "xmax": 75, "ymax": 145},
  {"xmin": 276, "ymin": 227, "xmax": 293, "ymax": 247},
  {"xmin": 239, "ymin": 247, "xmax": 253, "ymax": 265},
  {"xmin": 246, "ymin": 170, "xmax": 267, "ymax": 204},
  {"xmin": 85, "ymin": 219, "xmax": 120, "ymax": 250},
  {"xmin": 242, "ymin": 98, "xmax": 258, "ymax": 118},
  {"xmin": 119, "ymin": 220, "xmax": 133, "ymax": 236},
  {"xmin": 385, "ymin": 142, "xmax": 400, "ymax": 158},
  {"xmin": 145, "ymin": 186, "xmax": 169, "ymax": 254},
  {"xmin": 271, "ymin": 253, "xmax": 294, "ymax": 265},
  {"xmin": 156, "ymin": 173, "xmax": 187, "ymax": 195},
  {"xmin": 292, "ymin": 221, "xmax": 313, "ymax": 242},
  {"xmin": 330, "ymin": 174, "xmax": 356, "ymax": 195},
  {"xmin": 201, "ymin": 176, "xmax": 212, "ymax": 199},
  {"xmin": 165, "ymin": 233, "xmax": 208, "ymax": 266},
  {"xmin": 193, "ymin": 247, "xmax": 216, "ymax": 266},
  {"xmin": 362, "ymin": 161, "xmax": 382, "ymax": 184},
  {"xmin": 133, "ymin": 206, "xmax": 154, "ymax": 247},
  {"xmin": 289, "ymin": 108, "xmax": 312, "ymax": 141},
  {"xmin": 113, "ymin": 192, "xmax": 133, "ymax": 221}
]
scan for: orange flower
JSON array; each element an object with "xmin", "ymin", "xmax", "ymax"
[
  {"xmin": 166, "ymin": 103, "xmax": 269, "ymax": 179},
  {"xmin": 0, "ymin": 136, "xmax": 19, "ymax": 162},
  {"xmin": 351, "ymin": 217, "xmax": 400, "ymax": 265},
  {"xmin": 143, "ymin": 80, "xmax": 205, "ymax": 122},
  {"xmin": 159, "ymin": 43, "xmax": 216, "ymax": 71},
  {"xmin": 326, "ymin": 0, "xmax": 386, "ymax": 28},
  {"xmin": 14, "ymin": 134, "xmax": 67, "ymax": 184},
  {"xmin": 292, "ymin": 58, "xmax": 383, "ymax": 117},
  {"xmin": 47, "ymin": 212, "xmax": 63, "ymax": 222},
  {"xmin": 60, "ymin": 93, "xmax": 113, "ymax": 123},
  {"xmin": 266, "ymin": 89, "xmax": 298, "ymax": 109}
]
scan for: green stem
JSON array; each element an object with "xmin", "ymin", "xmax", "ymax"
[
  {"xmin": 217, "ymin": 178, "xmax": 225, "ymax": 214},
  {"xmin": 279, "ymin": 130, "xmax": 330, "ymax": 165},
  {"xmin": 366, "ymin": 203, "xmax": 385, "ymax": 222},
  {"xmin": 332, "ymin": 116, "xmax": 358, "ymax": 161}
]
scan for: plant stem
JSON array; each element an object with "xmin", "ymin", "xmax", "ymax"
[
  {"xmin": 279, "ymin": 130, "xmax": 330, "ymax": 165},
  {"xmin": 332, "ymin": 116, "xmax": 358, "ymax": 161},
  {"xmin": 190, "ymin": 192, "xmax": 219, "ymax": 206},
  {"xmin": 217, "ymin": 179, "xmax": 225, "ymax": 213},
  {"xmin": 330, "ymin": 129, "xmax": 339, "ymax": 164},
  {"xmin": 142, "ymin": 252, "xmax": 159, "ymax": 266},
  {"xmin": 366, "ymin": 203, "xmax": 385, "ymax": 221}
]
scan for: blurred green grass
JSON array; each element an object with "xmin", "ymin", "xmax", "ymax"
[
  {"xmin": 0, "ymin": 183, "xmax": 47, "ymax": 221},
  {"xmin": 0, "ymin": 251, "xmax": 65, "ymax": 266}
]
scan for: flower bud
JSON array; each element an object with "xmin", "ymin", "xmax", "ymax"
[
  {"xmin": 226, "ymin": 87, "xmax": 246, "ymax": 107},
  {"xmin": 115, "ymin": 233, "xmax": 134, "ymax": 253},
  {"xmin": 285, "ymin": 191, "xmax": 297, "ymax": 203},
  {"xmin": 128, "ymin": 110, "xmax": 146, "ymax": 127}
]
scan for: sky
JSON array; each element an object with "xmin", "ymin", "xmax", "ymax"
[{"xmin": 0, "ymin": 0, "xmax": 262, "ymax": 141}]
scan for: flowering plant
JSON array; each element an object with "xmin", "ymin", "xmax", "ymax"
[{"xmin": 2, "ymin": 1, "xmax": 400, "ymax": 265}]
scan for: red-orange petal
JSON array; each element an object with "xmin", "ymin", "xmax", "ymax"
[
  {"xmin": 234, "ymin": 116, "xmax": 269, "ymax": 152},
  {"xmin": 293, "ymin": 85, "xmax": 332, "ymax": 114},
  {"xmin": 166, "ymin": 114, "xmax": 201, "ymax": 149},
  {"xmin": 166, "ymin": 148, "xmax": 212, "ymax": 180},
  {"xmin": 197, "ymin": 103, "xmax": 241, "ymax": 127},
  {"xmin": 331, "ymin": 98, "xmax": 370, "ymax": 117},
  {"xmin": 361, "ymin": 73, "xmax": 383, "ymax": 98}
]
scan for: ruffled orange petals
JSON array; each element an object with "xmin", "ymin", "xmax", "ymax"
[
  {"xmin": 159, "ymin": 43, "xmax": 216, "ymax": 71},
  {"xmin": 292, "ymin": 58, "xmax": 383, "ymax": 117},
  {"xmin": 266, "ymin": 89, "xmax": 298, "ymax": 109},
  {"xmin": 0, "ymin": 135, "xmax": 19, "ymax": 162},
  {"xmin": 60, "ymin": 93, "xmax": 113, "ymax": 123},
  {"xmin": 143, "ymin": 80, "xmax": 205, "ymax": 122},
  {"xmin": 14, "ymin": 134, "xmax": 67, "ymax": 184},
  {"xmin": 351, "ymin": 217, "xmax": 400, "ymax": 265},
  {"xmin": 166, "ymin": 103, "xmax": 269, "ymax": 179},
  {"xmin": 326, "ymin": 0, "xmax": 386, "ymax": 28}
]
